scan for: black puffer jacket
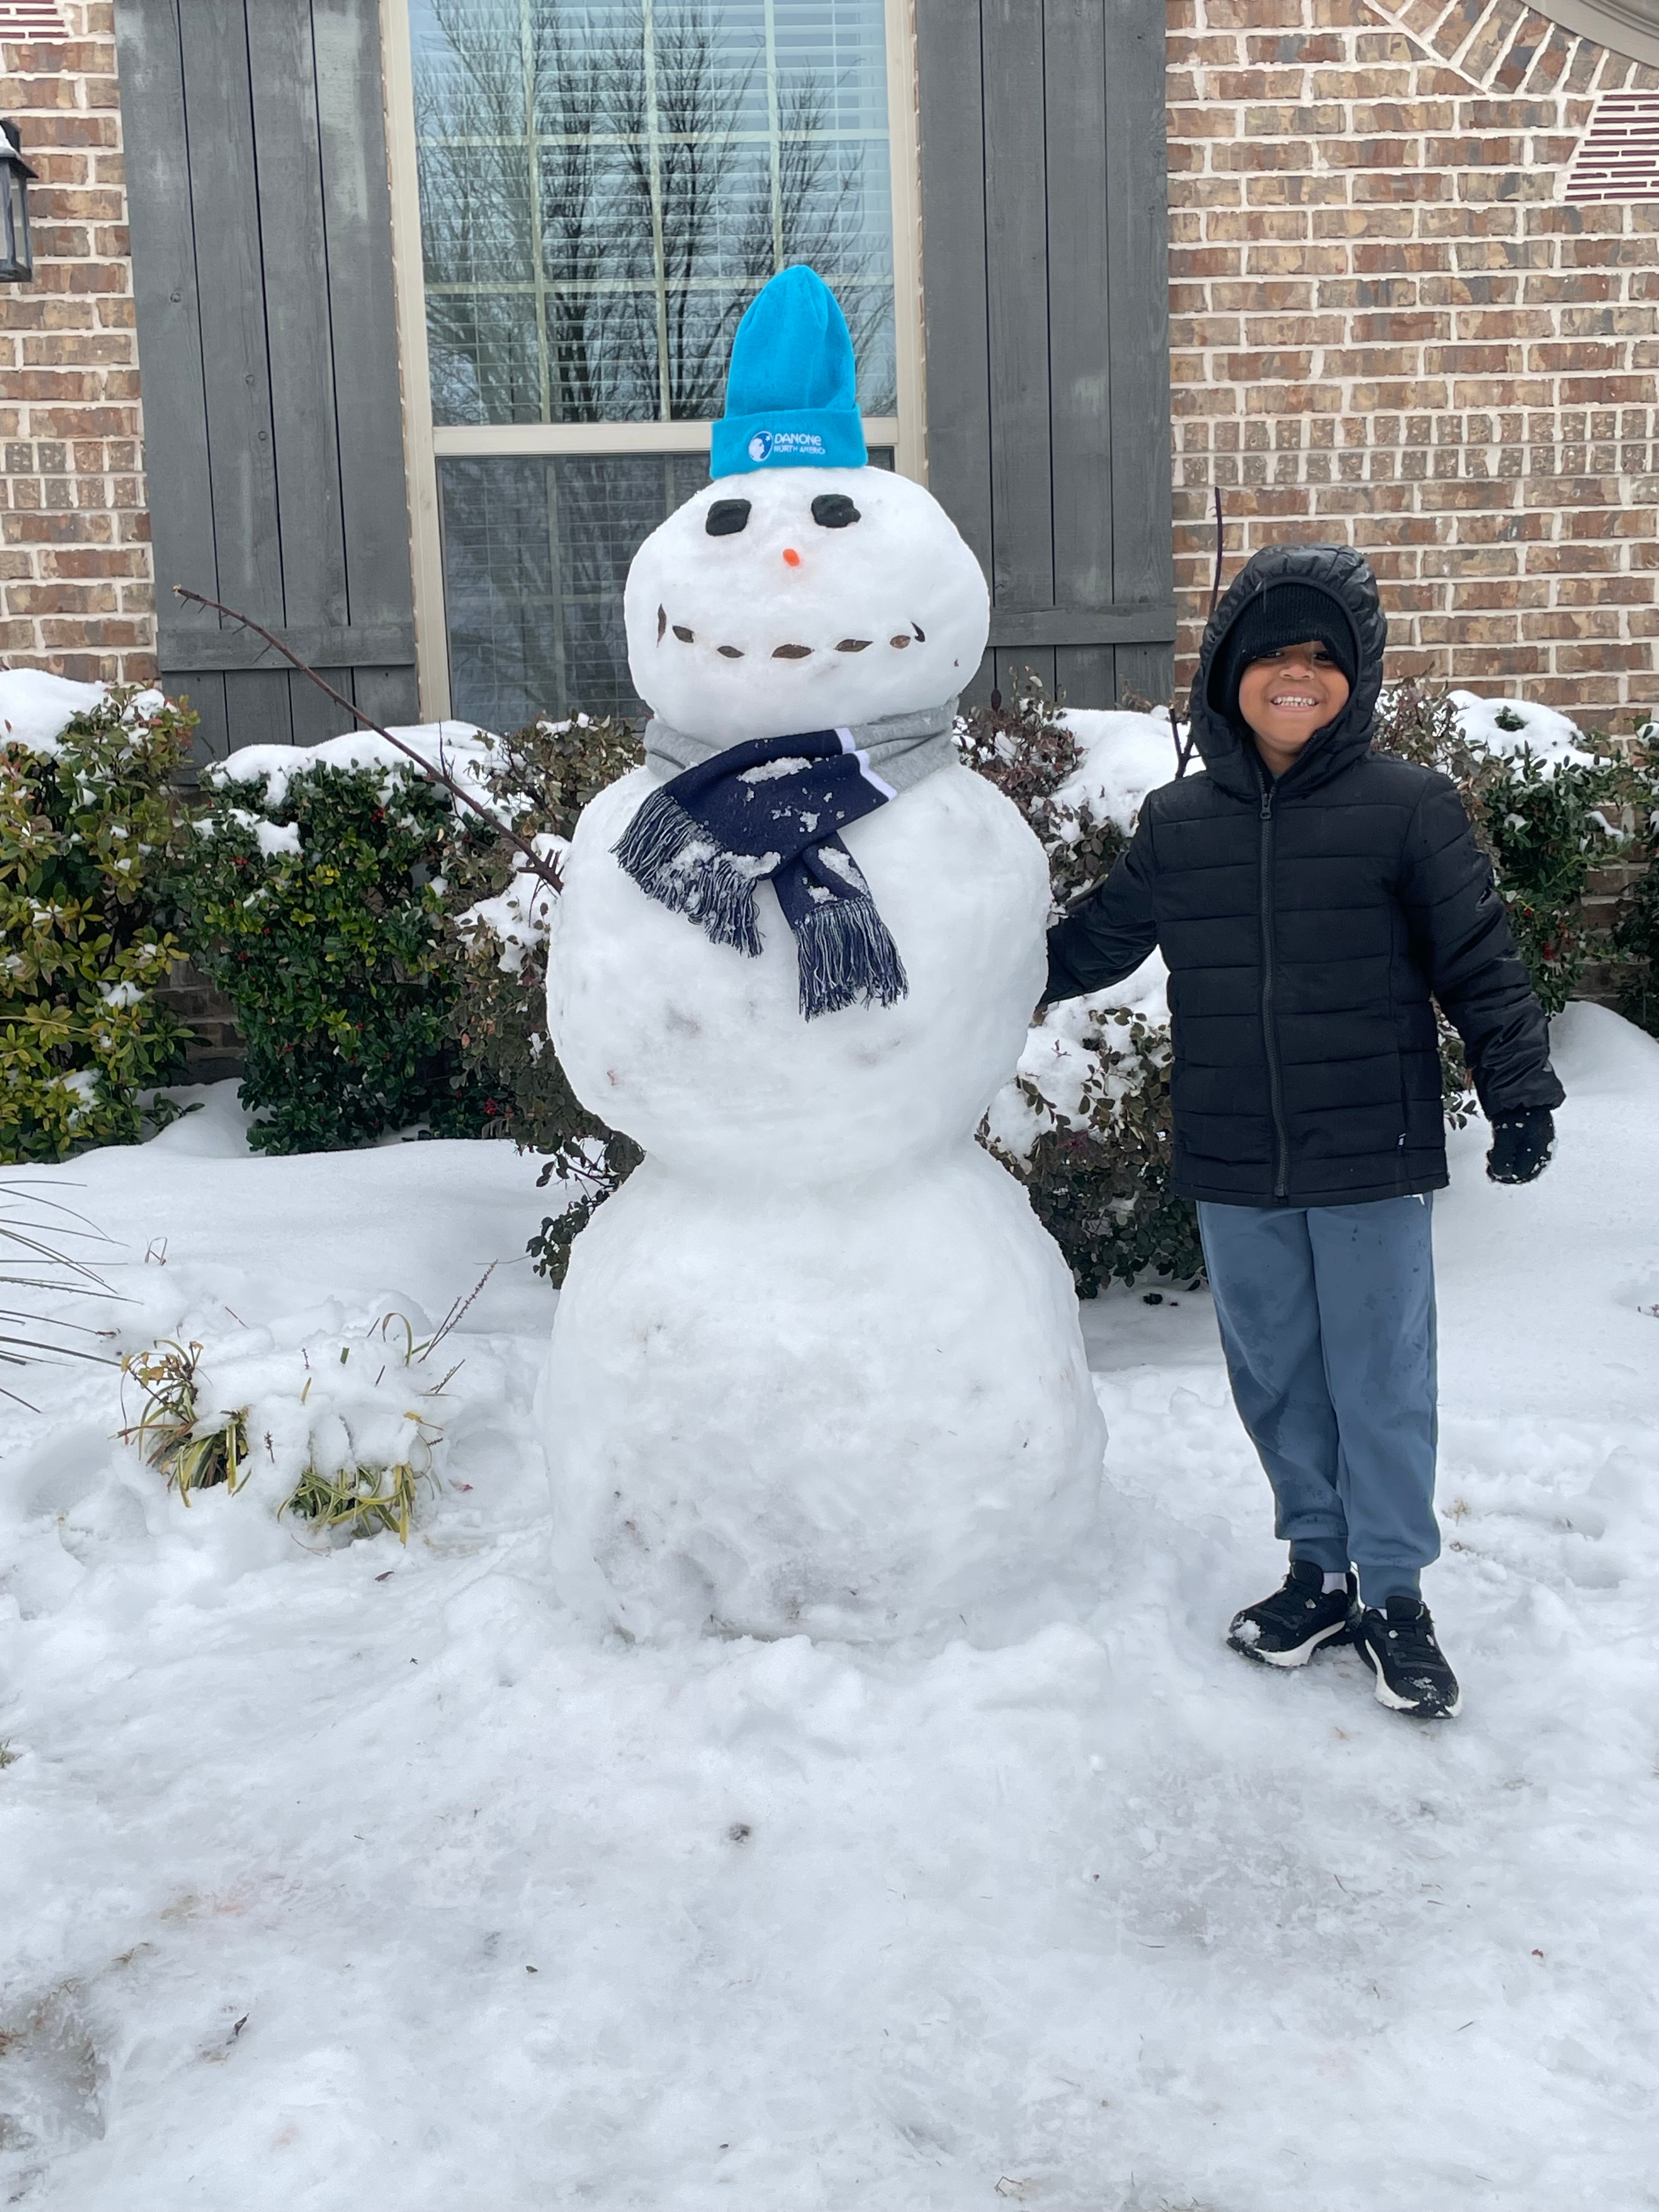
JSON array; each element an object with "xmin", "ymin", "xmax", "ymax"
[{"xmin": 1046, "ymin": 543, "xmax": 1564, "ymax": 1207}]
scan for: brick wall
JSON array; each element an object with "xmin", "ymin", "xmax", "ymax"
[
  {"xmin": 0, "ymin": 0, "xmax": 155, "ymax": 685},
  {"xmin": 0, "ymin": 8, "xmax": 226, "ymax": 1071},
  {"xmin": 1168, "ymin": 0, "xmax": 1659, "ymax": 727}
]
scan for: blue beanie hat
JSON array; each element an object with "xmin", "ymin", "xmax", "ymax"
[{"xmin": 709, "ymin": 265, "xmax": 867, "ymax": 479}]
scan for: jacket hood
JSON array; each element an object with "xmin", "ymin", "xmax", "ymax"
[{"xmin": 1189, "ymin": 543, "xmax": 1387, "ymax": 802}]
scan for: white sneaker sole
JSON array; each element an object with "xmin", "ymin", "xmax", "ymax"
[
  {"xmin": 1229, "ymin": 1616, "xmax": 1350, "ymax": 1669},
  {"xmin": 1357, "ymin": 1638, "xmax": 1462, "ymax": 1717}
]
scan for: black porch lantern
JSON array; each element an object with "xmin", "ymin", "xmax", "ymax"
[{"xmin": 0, "ymin": 121, "xmax": 36, "ymax": 285}]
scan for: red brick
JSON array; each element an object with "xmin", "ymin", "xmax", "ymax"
[
  {"xmin": 39, "ymin": 617, "xmax": 148, "ymax": 648},
  {"xmin": 39, "ymin": 546, "xmax": 143, "ymax": 579},
  {"xmin": 23, "ymin": 404, "xmax": 136, "ymax": 436},
  {"xmin": 31, "ymin": 185, "xmax": 125, "ymax": 223},
  {"xmin": 6, "ymin": 580, "xmax": 117, "ymax": 615},
  {"xmin": 1555, "ymin": 641, "xmax": 1652, "ymax": 671}
]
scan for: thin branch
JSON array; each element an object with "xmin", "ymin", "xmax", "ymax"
[
  {"xmin": 1168, "ymin": 487, "xmax": 1227, "ymax": 783},
  {"xmin": 1169, "ymin": 701, "xmax": 1199, "ymax": 782},
  {"xmin": 1209, "ymin": 485, "xmax": 1225, "ymax": 624},
  {"xmin": 171, "ymin": 588, "xmax": 563, "ymax": 893},
  {"xmin": 420, "ymin": 1261, "xmax": 498, "ymax": 1362}
]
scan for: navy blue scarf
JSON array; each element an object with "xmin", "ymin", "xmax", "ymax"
[{"xmin": 612, "ymin": 728, "xmax": 907, "ymax": 1019}]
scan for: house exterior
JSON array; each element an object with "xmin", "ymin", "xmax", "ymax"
[{"xmin": 3, "ymin": 0, "xmax": 1659, "ymax": 741}]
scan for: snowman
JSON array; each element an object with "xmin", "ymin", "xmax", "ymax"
[{"xmin": 544, "ymin": 267, "xmax": 1105, "ymax": 1641}]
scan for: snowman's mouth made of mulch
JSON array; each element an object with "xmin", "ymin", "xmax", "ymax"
[{"xmin": 653, "ymin": 606, "xmax": 927, "ymax": 661}]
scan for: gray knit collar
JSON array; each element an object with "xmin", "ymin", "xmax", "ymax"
[{"xmin": 644, "ymin": 697, "xmax": 959, "ymax": 795}]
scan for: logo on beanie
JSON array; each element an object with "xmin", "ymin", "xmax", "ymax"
[{"xmin": 746, "ymin": 426, "xmax": 828, "ymax": 465}]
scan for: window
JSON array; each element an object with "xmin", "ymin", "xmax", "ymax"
[{"xmin": 386, "ymin": 0, "xmax": 918, "ymax": 725}]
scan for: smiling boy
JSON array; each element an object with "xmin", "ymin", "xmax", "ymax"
[{"xmin": 1044, "ymin": 545, "xmax": 1564, "ymax": 1719}]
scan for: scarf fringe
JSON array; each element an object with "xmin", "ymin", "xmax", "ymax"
[
  {"xmin": 793, "ymin": 893, "xmax": 909, "ymax": 1020},
  {"xmin": 612, "ymin": 787, "xmax": 763, "ymax": 957}
]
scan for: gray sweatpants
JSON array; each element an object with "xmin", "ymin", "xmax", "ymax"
[{"xmin": 1196, "ymin": 1194, "xmax": 1439, "ymax": 1608}]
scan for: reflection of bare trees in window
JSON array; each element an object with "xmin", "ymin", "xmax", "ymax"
[
  {"xmin": 601, "ymin": 6, "xmax": 743, "ymax": 421},
  {"xmin": 413, "ymin": 0, "xmax": 893, "ymax": 426},
  {"xmin": 738, "ymin": 74, "xmax": 891, "ymax": 417},
  {"xmin": 415, "ymin": 1, "xmax": 554, "ymax": 421}
]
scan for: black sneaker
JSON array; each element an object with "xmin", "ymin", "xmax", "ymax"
[
  {"xmin": 1227, "ymin": 1560, "xmax": 1357, "ymax": 1668},
  {"xmin": 1353, "ymin": 1596, "xmax": 1462, "ymax": 1718}
]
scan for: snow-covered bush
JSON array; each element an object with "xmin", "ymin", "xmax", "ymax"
[
  {"xmin": 1612, "ymin": 725, "xmax": 1659, "ymax": 1036},
  {"xmin": 956, "ymin": 674, "xmax": 1131, "ymax": 904},
  {"xmin": 439, "ymin": 712, "xmax": 644, "ymax": 1283},
  {"xmin": 964, "ymin": 675, "xmax": 1201, "ymax": 1294},
  {"xmin": 988, "ymin": 977, "xmax": 1205, "ymax": 1298},
  {"xmin": 1, "ymin": 674, "xmax": 195, "ymax": 1164},
  {"xmin": 175, "ymin": 730, "xmax": 495, "ymax": 1154},
  {"xmin": 1379, "ymin": 681, "xmax": 1634, "ymax": 1016}
]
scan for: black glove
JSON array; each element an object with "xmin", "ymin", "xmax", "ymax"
[{"xmin": 1486, "ymin": 1107, "xmax": 1556, "ymax": 1185}]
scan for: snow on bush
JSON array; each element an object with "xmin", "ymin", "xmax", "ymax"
[
  {"xmin": 1448, "ymin": 689, "xmax": 1595, "ymax": 770},
  {"xmin": 206, "ymin": 723, "xmax": 499, "ymax": 813},
  {"xmin": 454, "ymin": 836, "xmax": 565, "ymax": 978},
  {"xmin": 0, "ymin": 667, "xmax": 161, "ymax": 758},
  {"xmin": 1053, "ymin": 707, "xmax": 1187, "ymax": 834}
]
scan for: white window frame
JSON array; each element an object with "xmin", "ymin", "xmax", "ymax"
[{"xmin": 380, "ymin": 0, "xmax": 927, "ymax": 720}]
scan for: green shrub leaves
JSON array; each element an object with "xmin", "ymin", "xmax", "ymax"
[
  {"xmin": 1, "ymin": 687, "xmax": 194, "ymax": 1163},
  {"xmin": 177, "ymin": 757, "xmax": 483, "ymax": 1153}
]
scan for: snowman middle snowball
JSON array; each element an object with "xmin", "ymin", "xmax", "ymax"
[{"xmin": 544, "ymin": 269, "xmax": 1105, "ymax": 1642}]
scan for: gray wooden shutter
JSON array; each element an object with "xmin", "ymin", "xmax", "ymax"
[
  {"xmin": 913, "ymin": 0, "xmax": 1174, "ymax": 707},
  {"xmin": 114, "ymin": 0, "xmax": 417, "ymax": 759}
]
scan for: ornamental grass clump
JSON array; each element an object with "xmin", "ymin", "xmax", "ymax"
[
  {"xmin": 119, "ymin": 1339, "xmax": 249, "ymax": 1502},
  {"xmin": 2, "ymin": 1178, "xmax": 121, "ymax": 1406},
  {"xmin": 1, "ymin": 685, "xmax": 196, "ymax": 1163},
  {"xmin": 118, "ymin": 1296, "xmax": 471, "ymax": 1544},
  {"xmin": 280, "ymin": 1457, "xmax": 428, "ymax": 1544}
]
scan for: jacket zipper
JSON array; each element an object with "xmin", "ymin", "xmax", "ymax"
[{"xmin": 1259, "ymin": 785, "xmax": 1290, "ymax": 1198}]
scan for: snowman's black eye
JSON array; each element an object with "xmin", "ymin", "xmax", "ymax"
[
  {"xmin": 705, "ymin": 499, "xmax": 751, "ymax": 537},
  {"xmin": 811, "ymin": 493, "xmax": 860, "ymax": 529}
]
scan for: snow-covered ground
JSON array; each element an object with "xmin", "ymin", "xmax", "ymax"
[{"xmin": 4, "ymin": 1008, "xmax": 1656, "ymax": 2207}]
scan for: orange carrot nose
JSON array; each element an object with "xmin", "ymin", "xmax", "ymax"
[{"xmin": 782, "ymin": 547, "xmax": 802, "ymax": 567}]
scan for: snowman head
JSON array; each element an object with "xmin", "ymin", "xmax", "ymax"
[{"xmin": 624, "ymin": 268, "xmax": 989, "ymax": 742}]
